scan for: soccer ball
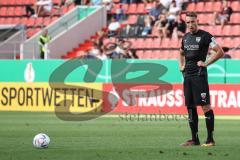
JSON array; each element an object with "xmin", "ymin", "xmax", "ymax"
[{"xmin": 33, "ymin": 133, "xmax": 50, "ymax": 148}]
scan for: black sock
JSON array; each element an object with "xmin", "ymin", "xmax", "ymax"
[
  {"xmin": 204, "ymin": 109, "xmax": 214, "ymax": 142},
  {"xmin": 187, "ymin": 107, "xmax": 199, "ymax": 142}
]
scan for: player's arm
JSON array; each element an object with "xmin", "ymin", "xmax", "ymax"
[
  {"xmin": 198, "ymin": 37, "xmax": 224, "ymax": 67},
  {"xmin": 179, "ymin": 48, "xmax": 185, "ymax": 72},
  {"xmin": 204, "ymin": 44, "xmax": 224, "ymax": 66}
]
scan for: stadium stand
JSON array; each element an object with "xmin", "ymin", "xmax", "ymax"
[
  {"xmin": 0, "ymin": 0, "xmax": 75, "ymax": 38},
  {"xmin": 0, "ymin": 0, "xmax": 240, "ymax": 59},
  {"xmin": 59, "ymin": 0, "xmax": 240, "ymax": 59}
]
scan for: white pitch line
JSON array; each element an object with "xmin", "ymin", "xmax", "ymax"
[{"xmin": 100, "ymin": 114, "xmax": 240, "ymax": 120}]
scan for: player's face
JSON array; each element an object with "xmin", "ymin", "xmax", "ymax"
[{"xmin": 185, "ymin": 16, "xmax": 198, "ymax": 33}]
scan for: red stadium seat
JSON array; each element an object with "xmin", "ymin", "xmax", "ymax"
[
  {"xmin": 223, "ymin": 37, "xmax": 233, "ymax": 48},
  {"xmin": 195, "ymin": 2, "xmax": 204, "ymax": 12},
  {"xmin": 33, "ymin": 28, "xmax": 41, "ymax": 35},
  {"xmin": 14, "ymin": 0, "xmax": 23, "ymax": 5},
  {"xmin": 204, "ymin": 25, "xmax": 214, "ymax": 34},
  {"xmin": 169, "ymin": 38, "xmax": 179, "ymax": 49},
  {"xmin": 136, "ymin": 3, "xmax": 146, "ymax": 14},
  {"xmin": 230, "ymin": 13, "xmax": 240, "ymax": 24},
  {"xmin": 20, "ymin": 17, "xmax": 28, "ymax": 25},
  {"xmin": 145, "ymin": 3, "xmax": 153, "ymax": 11},
  {"xmin": 136, "ymin": 50, "xmax": 144, "ymax": 59},
  {"xmin": 36, "ymin": 17, "xmax": 44, "ymax": 25},
  {"xmin": 232, "ymin": 38, "xmax": 240, "ymax": 48},
  {"xmin": 150, "ymin": 27, "xmax": 158, "ymax": 37},
  {"xmin": 50, "ymin": 17, "xmax": 58, "ymax": 24},
  {"xmin": 0, "ymin": 7, "xmax": 8, "ymax": 16},
  {"xmin": 205, "ymin": 2, "xmax": 213, "ymax": 12},
  {"xmin": 229, "ymin": 50, "xmax": 240, "ymax": 59},
  {"xmin": 135, "ymin": 39, "xmax": 144, "ymax": 49},
  {"xmin": 127, "ymin": 15, "xmax": 137, "ymax": 25},
  {"xmin": 160, "ymin": 50, "xmax": 170, "ymax": 59},
  {"xmin": 145, "ymin": 38, "xmax": 154, "ymax": 49},
  {"xmin": 43, "ymin": 17, "xmax": 51, "ymax": 26},
  {"xmin": 25, "ymin": 0, "xmax": 36, "ymax": 5},
  {"xmin": 111, "ymin": 4, "xmax": 119, "ymax": 13},
  {"xmin": 52, "ymin": 0, "xmax": 61, "ymax": 4},
  {"xmin": 198, "ymin": 14, "xmax": 211, "ymax": 24},
  {"xmin": 127, "ymin": 3, "xmax": 137, "ymax": 14},
  {"xmin": 27, "ymin": 18, "xmax": 36, "ymax": 27},
  {"xmin": 231, "ymin": 25, "xmax": 240, "ymax": 36},
  {"xmin": 160, "ymin": 38, "xmax": 171, "ymax": 48},
  {"xmin": 7, "ymin": 7, "xmax": 15, "ymax": 16},
  {"xmin": 212, "ymin": 25, "xmax": 222, "ymax": 36},
  {"xmin": 12, "ymin": 17, "xmax": 21, "ymax": 24},
  {"xmin": 187, "ymin": 3, "xmax": 195, "ymax": 11},
  {"xmin": 144, "ymin": 50, "xmax": 153, "ymax": 59},
  {"xmin": 122, "ymin": 4, "xmax": 129, "ymax": 14},
  {"xmin": 152, "ymin": 38, "xmax": 161, "ymax": 49},
  {"xmin": 4, "ymin": 18, "xmax": 14, "ymax": 24},
  {"xmin": 0, "ymin": 18, "xmax": 4, "ymax": 24},
  {"xmin": 231, "ymin": 1, "xmax": 240, "ymax": 11},
  {"xmin": 15, "ymin": 7, "xmax": 24, "ymax": 16},
  {"xmin": 216, "ymin": 37, "xmax": 224, "ymax": 46},
  {"xmin": 222, "ymin": 25, "xmax": 231, "ymax": 36},
  {"xmin": 168, "ymin": 50, "xmax": 178, "ymax": 59},
  {"xmin": 212, "ymin": 1, "xmax": 222, "ymax": 12}
]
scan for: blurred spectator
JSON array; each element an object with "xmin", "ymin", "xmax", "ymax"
[
  {"xmin": 177, "ymin": 0, "xmax": 188, "ymax": 10},
  {"xmin": 141, "ymin": 15, "xmax": 152, "ymax": 36},
  {"xmin": 94, "ymin": 30, "xmax": 107, "ymax": 48},
  {"xmin": 39, "ymin": 29, "xmax": 51, "ymax": 59},
  {"xmin": 212, "ymin": 0, "xmax": 233, "ymax": 29},
  {"xmin": 172, "ymin": 15, "xmax": 186, "ymax": 38},
  {"xmin": 142, "ymin": 0, "xmax": 154, "ymax": 6},
  {"xmin": 167, "ymin": 0, "xmax": 181, "ymax": 22},
  {"xmin": 91, "ymin": 0, "xmax": 102, "ymax": 5},
  {"xmin": 26, "ymin": 5, "xmax": 35, "ymax": 17},
  {"xmin": 149, "ymin": 1, "xmax": 167, "ymax": 23},
  {"xmin": 108, "ymin": 17, "xmax": 121, "ymax": 37},
  {"xmin": 89, "ymin": 42, "xmax": 101, "ymax": 56},
  {"xmin": 96, "ymin": 46, "xmax": 108, "ymax": 60},
  {"xmin": 160, "ymin": 0, "xmax": 172, "ymax": 10},
  {"xmin": 102, "ymin": 0, "xmax": 113, "ymax": 12},
  {"xmin": 121, "ymin": 0, "xmax": 137, "ymax": 4},
  {"xmin": 123, "ymin": 49, "xmax": 138, "ymax": 59},
  {"xmin": 33, "ymin": 0, "xmax": 53, "ymax": 17},
  {"xmin": 154, "ymin": 14, "xmax": 169, "ymax": 38},
  {"xmin": 74, "ymin": 0, "xmax": 82, "ymax": 5},
  {"xmin": 106, "ymin": 38, "xmax": 132, "ymax": 58},
  {"xmin": 115, "ymin": 4, "xmax": 125, "ymax": 22}
]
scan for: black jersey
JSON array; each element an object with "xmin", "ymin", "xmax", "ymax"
[{"xmin": 181, "ymin": 29, "xmax": 217, "ymax": 77}]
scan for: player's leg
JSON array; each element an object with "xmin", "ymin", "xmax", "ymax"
[
  {"xmin": 187, "ymin": 105, "xmax": 200, "ymax": 144},
  {"xmin": 181, "ymin": 77, "xmax": 200, "ymax": 146},
  {"xmin": 191, "ymin": 75, "xmax": 215, "ymax": 146},
  {"xmin": 201, "ymin": 104, "xmax": 215, "ymax": 146}
]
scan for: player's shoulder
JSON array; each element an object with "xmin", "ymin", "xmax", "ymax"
[
  {"xmin": 182, "ymin": 32, "xmax": 190, "ymax": 39},
  {"xmin": 198, "ymin": 29, "xmax": 213, "ymax": 37}
]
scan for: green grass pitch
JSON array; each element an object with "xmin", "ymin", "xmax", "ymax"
[{"xmin": 0, "ymin": 111, "xmax": 240, "ymax": 160}]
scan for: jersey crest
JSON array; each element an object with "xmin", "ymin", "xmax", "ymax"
[{"xmin": 196, "ymin": 37, "xmax": 201, "ymax": 43}]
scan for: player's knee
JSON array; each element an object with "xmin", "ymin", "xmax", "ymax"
[
  {"xmin": 187, "ymin": 106, "xmax": 197, "ymax": 120},
  {"xmin": 201, "ymin": 105, "xmax": 211, "ymax": 113}
]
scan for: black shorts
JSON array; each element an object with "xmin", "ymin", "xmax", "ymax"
[{"xmin": 183, "ymin": 75, "xmax": 210, "ymax": 107}]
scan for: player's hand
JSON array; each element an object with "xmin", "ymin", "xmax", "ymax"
[
  {"xmin": 197, "ymin": 61, "xmax": 207, "ymax": 67},
  {"xmin": 179, "ymin": 65, "xmax": 185, "ymax": 72}
]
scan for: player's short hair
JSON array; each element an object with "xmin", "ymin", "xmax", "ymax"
[{"xmin": 186, "ymin": 12, "xmax": 197, "ymax": 18}]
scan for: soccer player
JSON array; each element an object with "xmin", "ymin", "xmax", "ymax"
[{"xmin": 179, "ymin": 12, "xmax": 224, "ymax": 147}]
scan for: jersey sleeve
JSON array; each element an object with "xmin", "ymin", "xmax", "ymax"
[{"xmin": 206, "ymin": 32, "xmax": 218, "ymax": 48}]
